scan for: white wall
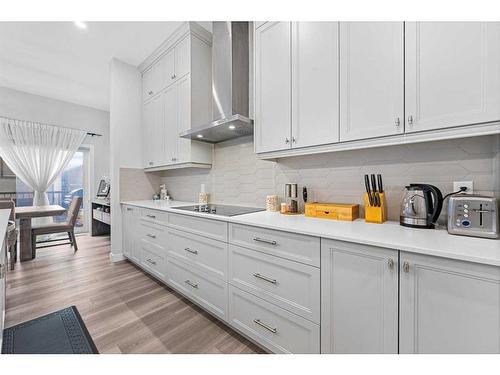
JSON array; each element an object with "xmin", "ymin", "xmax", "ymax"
[
  {"xmin": 0, "ymin": 86, "xmax": 110, "ymax": 193},
  {"xmin": 109, "ymin": 58, "xmax": 142, "ymax": 260}
]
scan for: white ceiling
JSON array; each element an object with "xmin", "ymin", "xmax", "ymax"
[{"xmin": 0, "ymin": 21, "xmax": 212, "ymax": 111}]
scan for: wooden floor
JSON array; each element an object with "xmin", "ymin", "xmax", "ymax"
[{"xmin": 5, "ymin": 235, "xmax": 264, "ymax": 354}]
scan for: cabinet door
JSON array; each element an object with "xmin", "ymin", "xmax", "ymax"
[
  {"xmin": 400, "ymin": 252, "xmax": 500, "ymax": 353},
  {"xmin": 292, "ymin": 22, "xmax": 339, "ymax": 148},
  {"xmin": 142, "ymin": 99, "xmax": 155, "ymax": 167},
  {"xmin": 321, "ymin": 240, "xmax": 398, "ymax": 353},
  {"xmin": 175, "ymin": 36, "xmax": 190, "ymax": 80},
  {"xmin": 339, "ymin": 22, "xmax": 404, "ymax": 141},
  {"xmin": 405, "ymin": 22, "xmax": 500, "ymax": 133},
  {"xmin": 142, "ymin": 68, "xmax": 154, "ymax": 102},
  {"xmin": 255, "ymin": 22, "xmax": 292, "ymax": 153},
  {"xmin": 162, "ymin": 49, "xmax": 175, "ymax": 87},
  {"xmin": 176, "ymin": 75, "xmax": 191, "ymax": 163},
  {"xmin": 152, "ymin": 94, "xmax": 165, "ymax": 166},
  {"xmin": 163, "ymin": 84, "xmax": 178, "ymax": 164}
]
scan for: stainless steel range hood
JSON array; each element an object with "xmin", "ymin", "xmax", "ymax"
[{"xmin": 179, "ymin": 22, "xmax": 253, "ymax": 143}]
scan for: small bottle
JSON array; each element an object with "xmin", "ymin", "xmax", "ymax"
[{"xmin": 199, "ymin": 184, "xmax": 209, "ymax": 205}]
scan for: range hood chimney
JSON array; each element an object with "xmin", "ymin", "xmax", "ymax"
[{"xmin": 179, "ymin": 22, "xmax": 253, "ymax": 143}]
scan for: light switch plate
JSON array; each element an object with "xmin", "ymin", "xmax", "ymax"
[{"xmin": 453, "ymin": 181, "xmax": 473, "ymax": 194}]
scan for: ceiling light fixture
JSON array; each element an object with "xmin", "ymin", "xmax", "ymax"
[
  {"xmin": 228, "ymin": 125, "xmax": 236, "ymax": 130},
  {"xmin": 74, "ymin": 21, "xmax": 87, "ymax": 29},
  {"xmin": 197, "ymin": 134, "xmax": 203, "ymax": 138}
]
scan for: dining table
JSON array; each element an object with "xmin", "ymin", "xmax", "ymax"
[{"xmin": 15, "ymin": 205, "xmax": 67, "ymax": 261}]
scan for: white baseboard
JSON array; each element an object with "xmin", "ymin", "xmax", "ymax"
[{"xmin": 110, "ymin": 252, "xmax": 125, "ymax": 262}]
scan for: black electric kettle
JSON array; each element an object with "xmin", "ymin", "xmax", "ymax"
[{"xmin": 400, "ymin": 184, "xmax": 444, "ymax": 229}]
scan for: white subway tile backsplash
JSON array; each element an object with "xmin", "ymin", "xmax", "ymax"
[{"xmin": 158, "ymin": 135, "xmax": 499, "ymax": 220}]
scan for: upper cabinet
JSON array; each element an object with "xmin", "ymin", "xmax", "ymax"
[
  {"xmin": 254, "ymin": 21, "xmax": 500, "ymax": 158},
  {"xmin": 340, "ymin": 22, "xmax": 404, "ymax": 141},
  {"xmin": 254, "ymin": 22, "xmax": 292, "ymax": 153},
  {"xmin": 405, "ymin": 22, "xmax": 500, "ymax": 133},
  {"xmin": 254, "ymin": 22, "xmax": 340, "ymax": 153},
  {"xmin": 140, "ymin": 22, "xmax": 213, "ymax": 170},
  {"xmin": 292, "ymin": 22, "xmax": 339, "ymax": 148}
]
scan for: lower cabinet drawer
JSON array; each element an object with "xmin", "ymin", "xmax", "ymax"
[
  {"xmin": 140, "ymin": 208, "xmax": 168, "ymax": 226},
  {"xmin": 229, "ymin": 245, "xmax": 320, "ymax": 323},
  {"xmin": 228, "ymin": 286, "xmax": 320, "ymax": 354},
  {"xmin": 166, "ymin": 256, "xmax": 228, "ymax": 321},
  {"xmin": 168, "ymin": 212, "xmax": 228, "ymax": 242},
  {"xmin": 139, "ymin": 221, "xmax": 167, "ymax": 243},
  {"xmin": 167, "ymin": 227, "xmax": 228, "ymax": 280},
  {"xmin": 139, "ymin": 239, "xmax": 166, "ymax": 280}
]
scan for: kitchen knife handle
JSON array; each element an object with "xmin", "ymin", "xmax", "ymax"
[
  {"xmin": 377, "ymin": 174, "xmax": 383, "ymax": 193},
  {"xmin": 371, "ymin": 174, "xmax": 379, "ymax": 206},
  {"xmin": 364, "ymin": 175, "xmax": 373, "ymax": 206}
]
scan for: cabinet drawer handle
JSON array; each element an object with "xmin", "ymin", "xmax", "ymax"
[
  {"xmin": 146, "ymin": 258, "xmax": 157, "ymax": 265},
  {"xmin": 402, "ymin": 261, "xmax": 410, "ymax": 273},
  {"xmin": 185, "ymin": 279, "xmax": 198, "ymax": 289},
  {"xmin": 185, "ymin": 247, "xmax": 198, "ymax": 255},
  {"xmin": 408, "ymin": 115, "xmax": 414, "ymax": 125},
  {"xmin": 146, "ymin": 234, "xmax": 156, "ymax": 239},
  {"xmin": 253, "ymin": 237, "xmax": 277, "ymax": 245},
  {"xmin": 395, "ymin": 117, "xmax": 400, "ymax": 127},
  {"xmin": 285, "ymin": 137, "xmax": 290, "ymax": 144},
  {"xmin": 146, "ymin": 214, "xmax": 156, "ymax": 219},
  {"xmin": 253, "ymin": 273, "xmax": 277, "ymax": 284},
  {"xmin": 388, "ymin": 258, "xmax": 394, "ymax": 269},
  {"xmin": 253, "ymin": 319, "xmax": 277, "ymax": 334}
]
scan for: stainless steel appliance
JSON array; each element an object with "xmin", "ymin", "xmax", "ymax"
[
  {"xmin": 400, "ymin": 184, "xmax": 443, "ymax": 229},
  {"xmin": 173, "ymin": 204, "xmax": 264, "ymax": 217},
  {"xmin": 179, "ymin": 22, "xmax": 253, "ymax": 143},
  {"xmin": 447, "ymin": 195, "xmax": 499, "ymax": 239}
]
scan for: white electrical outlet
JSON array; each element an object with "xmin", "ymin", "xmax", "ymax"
[{"xmin": 453, "ymin": 181, "xmax": 474, "ymax": 194}]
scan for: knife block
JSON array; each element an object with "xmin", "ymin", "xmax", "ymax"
[{"xmin": 364, "ymin": 192, "xmax": 387, "ymax": 224}]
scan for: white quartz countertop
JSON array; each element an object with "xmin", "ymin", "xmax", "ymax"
[{"xmin": 121, "ymin": 200, "xmax": 500, "ymax": 266}]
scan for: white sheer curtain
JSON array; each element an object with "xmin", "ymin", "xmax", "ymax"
[{"xmin": 0, "ymin": 117, "xmax": 86, "ymax": 212}]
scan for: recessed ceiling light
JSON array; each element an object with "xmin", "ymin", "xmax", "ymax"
[
  {"xmin": 228, "ymin": 125, "xmax": 236, "ymax": 130},
  {"xmin": 196, "ymin": 134, "xmax": 203, "ymax": 138},
  {"xmin": 74, "ymin": 21, "xmax": 87, "ymax": 29}
]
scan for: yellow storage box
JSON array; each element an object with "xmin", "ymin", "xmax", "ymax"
[{"xmin": 304, "ymin": 203, "xmax": 359, "ymax": 221}]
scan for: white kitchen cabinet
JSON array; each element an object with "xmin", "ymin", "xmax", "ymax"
[
  {"xmin": 163, "ymin": 83, "xmax": 178, "ymax": 164},
  {"xmin": 405, "ymin": 22, "xmax": 500, "ymax": 133},
  {"xmin": 122, "ymin": 205, "xmax": 140, "ymax": 263},
  {"xmin": 400, "ymin": 252, "xmax": 500, "ymax": 354},
  {"xmin": 140, "ymin": 22, "xmax": 213, "ymax": 170},
  {"xmin": 142, "ymin": 94, "xmax": 164, "ymax": 168},
  {"xmin": 339, "ymin": 22, "xmax": 404, "ymax": 142},
  {"xmin": 321, "ymin": 239, "xmax": 398, "ymax": 354},
  {"xmin": 292, "ymin": 22, "xmax": 339, "ymax": 148},
  {"xmin": 254, "ymin": 21, "xmax": 292, "ymax": 153}
]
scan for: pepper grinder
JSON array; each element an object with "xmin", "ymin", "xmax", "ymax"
[{"xmin": 284, "ymin": 183, "xmax": 298, "ymax": 213}]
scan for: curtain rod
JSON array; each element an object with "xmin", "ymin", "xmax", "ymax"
[{"xmin": 0, "ymin": 116, "xmax": 102, "ymax": 137}]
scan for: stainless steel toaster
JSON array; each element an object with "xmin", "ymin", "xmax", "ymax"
[{"xmin": 447, "ymin": 195, "xmax": 499, "ymax": 239}]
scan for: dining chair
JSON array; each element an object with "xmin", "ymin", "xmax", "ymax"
[
  {"xmin": 31, "ymin": 196, "xmax": 83, "ymax": 254},
  {"xmin": 0, "ymin": 199, "xmax": 18, "ymax": 270}
]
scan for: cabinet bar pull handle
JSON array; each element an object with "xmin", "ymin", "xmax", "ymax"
[
  {"xmin": 146, "ymin": 214, "xmax": 156, "ymax": 219},
  {"xmin": 388, "ymin": 258, "xmax": 394, "ymax": 269},
  {"xmin": 285, "ymin": 137, "xmax": 290, "ymax": 144},
  {"xmin": 402, "ymin": 261, "xmax": 410, "ymax": 273},
  {"xmin": 185, "ymin": 247, "xmax": 198, "ymax": 255},
  {"xmin": 292, "ymin": 137, "xmax": 296, "ymax": 143},
  {"xmin": 147, "ymin": 234, "xmax": 156, "ymax": 239},
  {"xmin": 395, "ymin": 117, "xmax": 400, "ymax": 127},
  {"xmin": 253, "ymin": 319, "xmax": 277, "ymax": 334},
  {"xmin": 146, "ymin": 258, "xmax": 157, "ymax": 265},
  {"xmin": 185, "ymin": 280, "xmax": 198, "ymax": 289},
  {"xmin": 253, "ymin": 237, "xmax": 277, "ymax": 245},
  {"xmin": 408, "ymin": 115, "xmax": 414, "ymax": 125},
  {"xmin": 253, "ymin": 273, "xmax": 277, "ymax": 284}
]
